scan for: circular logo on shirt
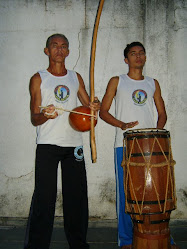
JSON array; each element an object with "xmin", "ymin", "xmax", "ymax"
[
  {"xmin": 132, "ymin": 89, "xmax": 147, "ymax": 105},
  {"xmin": 54, "ymin": 85, "xmax": 70, "ymax": 103},
  {"xmin": 74, "ymin": 146, "xmax": 84, "ymax": 161}
]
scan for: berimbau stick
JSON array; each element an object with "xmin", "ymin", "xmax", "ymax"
[{"xmin": 39, "ymin": 106, "xmax": 97, "ymax": 118}]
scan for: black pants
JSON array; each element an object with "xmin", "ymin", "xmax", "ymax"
[{"xmin": 24, "ymin": 144, "xmax": 89, "ymax": 249}]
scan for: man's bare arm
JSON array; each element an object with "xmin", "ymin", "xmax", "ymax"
[
  {"xmin": 154, "ymin": 79, "xmax": 167, "ymax": 129},
  {"xmin": 29, "ymin": 73, "xmax": 57, "ymax": 126},
  {"xmin": 77, "ymin": 73, "xmax": 100, "ymax": 111},
  {"xmin": 99, "ymin": 77, "xmax": 138, "ymax": 130}
]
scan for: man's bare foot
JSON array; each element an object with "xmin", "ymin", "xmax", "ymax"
[
  {"xmin": 171, "ymin": 244, "xmax": 180, "ymax": 249},
  {"xmin": 121, "ymin": 245, "xmax": 132, "ymax": 249}
]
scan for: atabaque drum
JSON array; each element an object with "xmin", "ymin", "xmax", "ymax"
[{"xmin": 122, "ymin": 129, "xmax": 177, "ymax": 249}]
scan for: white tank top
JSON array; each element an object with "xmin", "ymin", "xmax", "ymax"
[
  {"xmin": 114, "ymin": 74, "xmax": 156, "ymax": 148},
  {"xmin": 36, "ymin": 69, "xmax": 83, "ymax": 147}
]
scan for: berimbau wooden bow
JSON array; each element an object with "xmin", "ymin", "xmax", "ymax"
[{"xmin": 90, "ymin": 0, "xmax": 105, "ymax": 163}]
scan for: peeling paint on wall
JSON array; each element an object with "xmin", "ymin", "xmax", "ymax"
[
  {"xmin": 99, "ymin": 179, "xmax": 116, "ymax": 204},
  {"xmin": 171, "ymin": 188, "xmax": 187, "ymax": 219},
  {"xmin": 0, "ymin": 172, "xmax": 34, "ymax": 217},
  {"xmin": 180, "ymin": 188, "xmax": 187, "ymax": 205}
]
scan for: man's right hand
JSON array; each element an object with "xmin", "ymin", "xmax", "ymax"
[
  {"xmin": 120, "ymin": 121, "xmax": 139, "ymax": 130},
  {"xmin": 42, "ymin": 105, "xmax": 58, "ymax": 119}
]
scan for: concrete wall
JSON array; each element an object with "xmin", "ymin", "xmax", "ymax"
[{"xmin": 0, "ymin": 0, "xmax": 186, "ymax": 220}]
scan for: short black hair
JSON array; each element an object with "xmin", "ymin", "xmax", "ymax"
[
  {"xmin": 46, "ymin": 33, "xmax": 69, "ymax": 48},
  {"xmin": 124, "ymin": 42, "xmax": 146, "ymax": 58}
]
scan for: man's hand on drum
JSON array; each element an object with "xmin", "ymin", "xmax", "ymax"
[
  {"xmin": 120, "ymin": 120, "xmax": 139, "ymax": 130},
  {"xmin": 89, "ymin": 97, "xmax": 101, "ymax": 112},
  {"xmin": 42, "ymin": 104, "xmax": 58, "ymax": 119}
]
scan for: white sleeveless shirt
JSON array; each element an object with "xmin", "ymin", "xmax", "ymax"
[
  {"xmin": 36, "ymin": 69, "xmax": 83, "ymax": 147},
  {"xmin": 114, "ymin": 74, "xmax": 156, "ymax": 148}
]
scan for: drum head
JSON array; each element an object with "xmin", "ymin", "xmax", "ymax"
[{"xmin": 124, "ymin": 128, "xmax": 170, "ymax": 139}]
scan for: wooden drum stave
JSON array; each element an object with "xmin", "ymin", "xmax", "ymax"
[{"xmin": 122, "ymin": 129, "xmax": 177, "ymax": 249}]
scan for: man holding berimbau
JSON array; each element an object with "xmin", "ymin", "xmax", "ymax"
[{"xmin": 24, "ymin": 33, "xmax": 100, "ymax": 249}]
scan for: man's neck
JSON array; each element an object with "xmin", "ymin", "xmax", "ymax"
[
  {"xmin": 47, "ymin": 63, "xmax": 67, "ymax": 76},
  {"xmin": 127, "ymin": 68, "xmax": 144, "ymax": 80}
]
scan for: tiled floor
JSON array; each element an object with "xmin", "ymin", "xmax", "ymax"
[{"xmin": 0, "ymin": 219, "xmax": 186, "ymax": 249}]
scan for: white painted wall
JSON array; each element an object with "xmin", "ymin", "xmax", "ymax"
[{"xmin": 0, "ymin": 0, "xmax": 186, "ymax": 220}]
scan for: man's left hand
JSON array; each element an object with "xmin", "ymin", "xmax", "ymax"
[{"xmin": 89, "ymin": 97, "xmax": 101, "ymax": 111}]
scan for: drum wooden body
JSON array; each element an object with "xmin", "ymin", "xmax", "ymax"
[{"xmin": 122, "ymin": 129, "xmax": 176, "ymax": 249}]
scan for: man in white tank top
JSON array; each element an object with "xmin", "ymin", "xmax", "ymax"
[
  {"xmin": 24, "ymin": 34, "xmax": 100, "ymax": 249},
  {"xmin": 100, "ymin": 42, "xmax": 178, "ymax": 249}
]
